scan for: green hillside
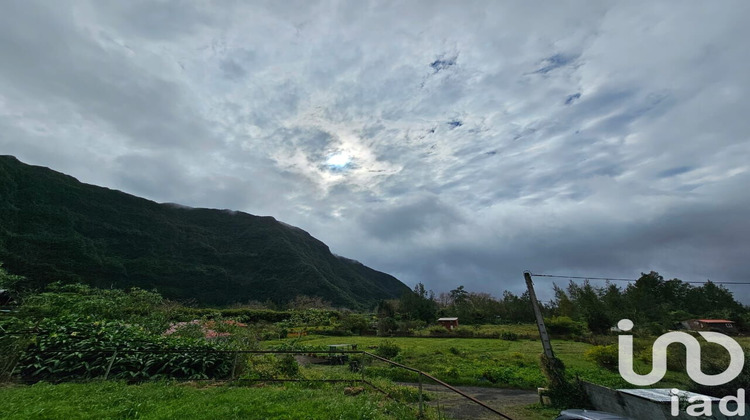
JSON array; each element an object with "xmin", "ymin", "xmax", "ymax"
[{"xmin": 0, "ymin": 155, "xmax": 410, "ymax": 308}]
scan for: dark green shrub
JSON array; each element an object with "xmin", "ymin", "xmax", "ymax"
[
  {"xmin": 396, "ymin": 320, "xmax": 424, "ymax": 334},
  {"xmin": 18, "ymin": 283, "xmax": 167, "ymax": 333},
  {"xmin": 0, "ymin": 318, "xmax": 30, "ymax": 381},
  {"xmin": 453, "ymin": 326, "xmax": 474, "ymax": 337},
  {"xmin": 374, "ymin": 339, "xmax": 400, "ymax": 359},
  {"xmin": 317, "ymin": 329, "xmax": 353, "ymax": 337},
  {"xmin": 665, "ymin": 344, "xmax": 687, "ymax": 372},
  {"xmin": 14, "ymin": 316, "xmax": 233, "ymax": 382},
  {"xmin": 376, "ymin": 317, "xmax": 397, "ymax": 336},
  {"xmin": 172, "ymin": 308, "xmax": 293, "ymax": 323},
  {"xmin": 339, "ymin": 313, "xmax": 371, "ymax": 334},
  {"xmin": 645, "ymin": 322, "xmax": 665, "ymax": 336},
  {"xmin": 243, "ymin": 354, "xmax": 279, "ymax": 380},
  {"xmin": 546, "ymin": 316, "xmax": 585, "ymax": 336},
  {"xmin": 348, "ymin": 354, "xmax": 365, "ymax": 373},
  {"xmin": 584, "ymin": 345, "xmax": 618, "ymax": 370},
  {"xmin": 501, "ymin": 332, "xmax": 519, "ymax": 341},
  {"xmin": 691, "ymin": 350, "xmax": 750, "ymax": 397},
  {"xmin": 276, "ymin": 354, "xmax": 299, "ymax": 378},
  {"xmin": 481, "ymin": 367, "xmax": 513, "ymax": 384},
  {"xmin": 427, "ymin": 326, "xmax": 449, "ymax": 336}
]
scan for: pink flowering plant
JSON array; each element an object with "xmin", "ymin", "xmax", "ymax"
[{"xmin": 163, "ymin": 319, "xmax": 249, "ymax": 341}]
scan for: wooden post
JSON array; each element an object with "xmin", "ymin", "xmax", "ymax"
[
  {"xmin": 104, "ymin": 350, "xmax": 118, "ymax": 380},
  {"xmin": 524, "ymin": 271, "xmax": 555, "ymax": 359},
  {"xmin": 231, "ymin": 352, "xmax": 239, "ymax": 379},
  {"xmin": 360, "ymin": 357, "xmax": 365, "ymax": 385},
  {"xmin": 418, "ymin": 372, "xmax": 424, "ymax": 417}
]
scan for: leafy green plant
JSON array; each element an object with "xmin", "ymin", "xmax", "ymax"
[
  {"xmin": 453, "ymin": 326, "xmax": 475, "ymax": 337},
  {"xmin": 584, "ymin": 345, "xmax": 618, "ymax": 370},
  {"xmin": 0, "ymin": 263, "xmax": 25, "ymax": 293},
  {"xmin": 0, "ymin": 318, "xmax": 31, "ymax": 381},
  {"xmin": 376, "ymin": 317, "xmax": 397, "ymax": 335},
  {"xmin": 427, "ymin": 326, "xmax": 449, "ymax": 336},
  {"xmin": 242, "ymin": 354, "xmax": 280, "ymax": 380},
  {"xmin": 501, "ymin": 332, "xmax": 519, "ymax": 341},
  {"xmin": 14, "ymin": 316, "xmax": 233, "ymax": 382},
  {"xmin": 348, "ymin": 353, "xmax": 366, "ymax": 372},
  {"xmin": 374, "ymin": 339, "xmax": 400, "ymax": 359},
  {"xmin": 339, "ymin": 313, "xmax": 372, "ymax": 334},
  {"xmin": 276, "ymin": 354, "xmax": 300, "ymax": 378},
  {"xmin": 545, "ymin": 316, "xmax": 586, "ymax": 336},
  {"xmin": 18, "ymin": 283, "xmax": 168, "ymax": 334}
]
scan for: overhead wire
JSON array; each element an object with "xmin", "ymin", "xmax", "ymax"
[{"xmin": 528, "ymin": 273, "xmax": 750, "ymax": 285}]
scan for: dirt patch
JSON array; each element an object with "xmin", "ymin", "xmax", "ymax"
[{"xmin": 397, "ymin": 382, "xmax": 539, "ymax": 420}]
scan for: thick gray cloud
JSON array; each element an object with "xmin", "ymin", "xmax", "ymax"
[{"xmin": 2, "ymin": 1, "xmax": 750, "ymax": 302}]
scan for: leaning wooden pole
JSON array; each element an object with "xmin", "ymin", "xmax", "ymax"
[
  {"xmin": 524, "ymin": 271, "xmax": 569, "ymax": 395},
  {"xmin": 523, "ymin": 271, "xmax": 554, "ymax": 359}
]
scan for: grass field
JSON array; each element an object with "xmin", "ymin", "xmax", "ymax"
[
  {"xmin": 7, "ymin": 325, "xmax": 744, "ymax": 420},
  {"xmin": 267, "ymin": 333, "xmax": 693, "ymax": 390},
  {"xmin": 0, "ymin": 381, "xmax": 423, "ymax": 420},
  {"xmin": 409, "ymin": 324, "xmax": 541, "ymax": 338}
]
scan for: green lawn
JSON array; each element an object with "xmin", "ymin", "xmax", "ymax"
[
  {"xmin": 408, "ymin": 324, "xmax": 541, "ymax": 338},
  {"xmin": 0, "ymin": 381, "xmax": 421, "ymax": 420},
  {"xmin": 6, "ymin": 328, "xmax": 739, "ymax": 420},
  {"xmin": 267, "ymin": 334, "xmax": 692, "ymax": 390}
]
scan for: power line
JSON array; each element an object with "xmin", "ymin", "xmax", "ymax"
[
  {"xmin": 530, "ymin": 273, "xmax": 635, "ymax": 282},
  {"xmin": 528, "ymin": 272, "xmax": 750, "ymax": 285}
]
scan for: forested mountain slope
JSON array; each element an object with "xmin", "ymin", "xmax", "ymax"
[{"xmin": 0, "ymin": 155, "xmax": 410, "ymax": 308}]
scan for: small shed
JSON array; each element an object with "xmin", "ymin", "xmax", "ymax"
[
  {"xmin": 681, "ymin": 319, "xmax": 736, "ymax": 334},
  {"xmin": 437, "ymin": 317, "xmax": 459, "ymax": 330}
]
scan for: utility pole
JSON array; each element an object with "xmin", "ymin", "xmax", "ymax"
[{"xmin": 524, "ymin": 271, "xmax": 554, "ymax": 359}]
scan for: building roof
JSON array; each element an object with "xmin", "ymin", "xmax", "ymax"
[
  {"xmin": 437, "ymin": 317, "xmax": 458, "ymax": 321},
  {"xmin": 618, "ymin": 388, "xmax": 719, "ymax": 403},
  {"xmin": 697, "ymin": 319, "xmax": 734, "ymax": 323}
]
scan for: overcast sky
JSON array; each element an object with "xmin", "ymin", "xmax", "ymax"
[{"xmin": 2, "ymin": 1, "xmax": 750, "ymax": 302}]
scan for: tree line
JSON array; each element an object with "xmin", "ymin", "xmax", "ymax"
[
  {"xmin": 5, "ymin": 262, "xmax": 746, "ymax": 336},
  {"xmin": 375, "ymin": 271, "xmax": 749, "ymax": 335}
]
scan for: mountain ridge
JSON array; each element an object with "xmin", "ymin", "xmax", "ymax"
[{"xmin": 0, "ymin": 155, "xmax": 411, "ymax": 308}]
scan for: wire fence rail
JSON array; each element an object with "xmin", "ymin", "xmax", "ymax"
[{"xmin": 3, "ymin": 347, "xmax": 514, "ymax": 419}]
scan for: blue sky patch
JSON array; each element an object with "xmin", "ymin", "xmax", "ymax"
[
  {"xmin": 565, "ymin": 93, "xmax": 581, "ymax": 105},
  {"xmin": 534, "ymin": 53, "xmax": 577, "ymax": 74}
]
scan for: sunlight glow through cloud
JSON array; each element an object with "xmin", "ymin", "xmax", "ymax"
[{"xmin": 326, "ymin": 152, "xmax": 352, "ymax": 169}]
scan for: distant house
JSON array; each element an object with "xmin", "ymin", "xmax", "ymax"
[
  {"xmin": 437, "ymin": 317, "xmax": 459, "ymax": 331},
  {"xmin": 681, "ymin": 319, "xmax": 736, "ymax": 334}
]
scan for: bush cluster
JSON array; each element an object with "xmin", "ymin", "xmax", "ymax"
[
  {"xmin": 8, "ymin": 316, "xmax": 234, "ymax": 382},
  {"xmin": 545, "ymin": 316, "xmax": 586, "ymax": 336},
  {"xmin": 583, "ymin": 345, "xmax": 618, "ymax": 370},
  {"xmin": 374, "ymin": 340, "xmax": 400, "ymax": 359},
  {"xmin": 500, "ymin": 332, "xmax": 519, "ymax": 341}
]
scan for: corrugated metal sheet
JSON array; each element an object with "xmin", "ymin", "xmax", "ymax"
[{"xmin": 617, "ymin": 388, "xmax": 719, "ymax": 403}]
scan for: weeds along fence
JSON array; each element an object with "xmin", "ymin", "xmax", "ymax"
[{"xmin": 2, "ymin": 347, "xmax": 514, "ymax": 419}]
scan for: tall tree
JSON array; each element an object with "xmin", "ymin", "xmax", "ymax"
[{"xmin": 398, "ymin": 283, "xmax": 438, "ymax": 323}]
